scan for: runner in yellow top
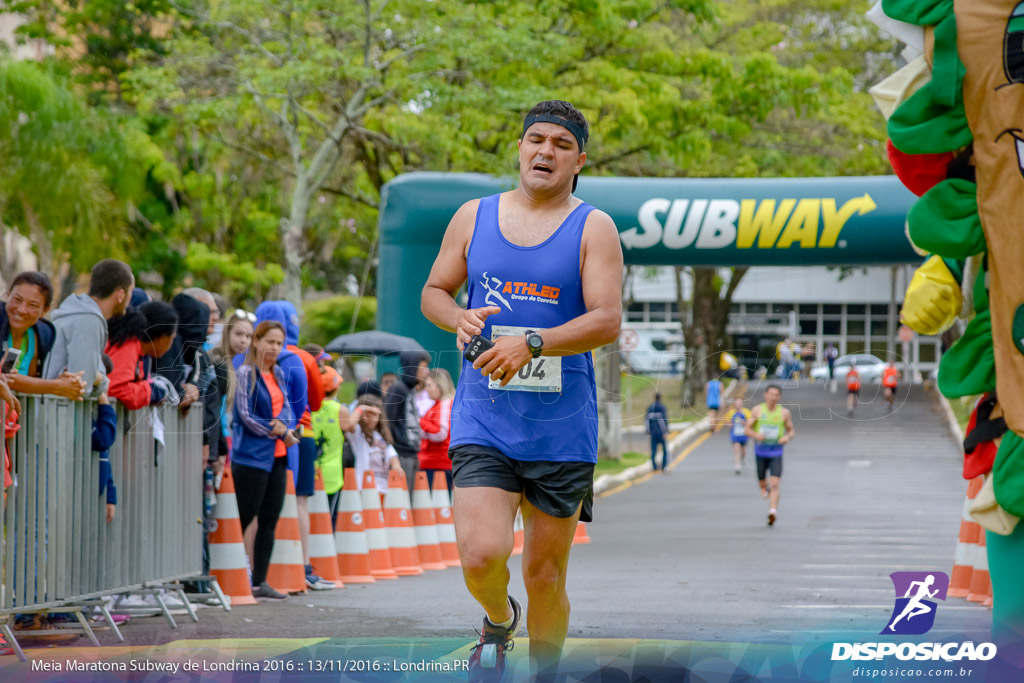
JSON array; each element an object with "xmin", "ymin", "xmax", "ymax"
[{"xmin": 746, "ymin": 385, "xmax": 796, "ymax": 527}]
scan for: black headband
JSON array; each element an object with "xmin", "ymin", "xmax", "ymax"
[{"xmin": 522, "ymin": 113, "xmax": 588, "ymax": 151}]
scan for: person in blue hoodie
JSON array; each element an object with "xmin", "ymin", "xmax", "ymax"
[
  {"xmin": 232, "ymin": 320, "xmax": 298, "ymax": 601},
  {"xmin": 252, "ymin": 300, "xmax": 332, "ymax": 590}
]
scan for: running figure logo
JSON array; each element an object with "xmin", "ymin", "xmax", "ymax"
[
  {"xmin": 883, "ymin": 572, "xmax": 949, "ymax": 635},
  {"xmin": 480, "ymin": 272, "xmax": 513, "ymax": 312}
]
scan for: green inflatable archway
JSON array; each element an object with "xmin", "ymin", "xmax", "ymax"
[{"xmin": 376, "ymin": 172, "xmax": 919, "ymax": 375}]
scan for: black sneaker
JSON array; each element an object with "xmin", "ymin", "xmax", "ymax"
[
  {"xmin": 767, "ymin": 510, "xmax": 777, "ymax": 527},
  {"xmin": 468, "ymin": 596, "xmax": 522, "ymax": 682},
  {"xmin": 252, "ymin": 582, "xmax": 288, "ymax": 601}
]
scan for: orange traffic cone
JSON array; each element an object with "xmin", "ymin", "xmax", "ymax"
[
  {"xmin": 572, "ymin": 521, "xmax": 591, "ymax": 545},
  {"xmin": 966, "ymin": 531, "xmax": 990, "ymax": 604},
  {"xmin": 431, "ymin": 472, "xmax": 460, "ymax": 567},
  {"xmin": 383, "ymin": 469, "xmax": 423, "ymax": 576},
  {"xmin": 207, "ymin": 468, "xmax": 256, "ymax": 605},
  {"xmin": 511, "ymin": 509, "xmax": 524, "ymax": 556},
  {"xmin": 411, "ymin": 472, "xmax": 446, "ymax": 571},
  {"xmin": 309, "ymin": 469, "xmax": 343, "ymax": 586},
  {"xmin": 266, "ymin": 471, "xmax": 307, "ymax": 594},
  {"xmin": 335, "ymin": 469, "xmax": 375, "ymax": 583},
  {"xmin": 949, "ymin": 476, "xmax": 984, "ymax": 598},
  {"xmin": 361, "ymin": 471, "xmax": 397, "ymax": 580}
]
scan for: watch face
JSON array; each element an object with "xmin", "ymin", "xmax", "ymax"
[{"xmin": 528, "ymin": 333, "xmax": 542, "ymax": 349}]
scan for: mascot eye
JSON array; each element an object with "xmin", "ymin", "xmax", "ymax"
[{"xmin": 1007, "ymin": 2, "xmax": 1024, "ymax": 83}]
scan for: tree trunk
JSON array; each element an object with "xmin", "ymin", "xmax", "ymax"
[
  {"xmin": 0, "ymin": 224, "xmax": 25, "ymax": 287},
  {"xmin": 596, "ymin": 339, "xmax": 622, "ymax": 461},
  {"xmin": 282, "ymin": 173, "xmax": 310, "ymax": 306},
  {"xmin": 679, "ymin": 267, "xmax": 749, "ymax": 408}
]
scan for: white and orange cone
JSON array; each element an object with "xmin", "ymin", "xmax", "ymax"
[
  {"xmin": 335, "ymin": 469, "xmax": 375, "ymax": 584},
  {"xmin": 966, "ymin": 531, "xmax": 990, "ymax": 604},
  {"xmin": 511, "ymin": 509, "xmax": 524, "ymax": 556},
  {"xmin": 309, "ymin": 469, "xmax": 343, "ymax": 587},
  {"xmin": 431, "ymin": 472, "xmax": 460, "ymax": 567},
  {"xmin": 361, "ymin": 471, "xmax": 398, "ymax": 580},
  {"xmin": 208, "ymin": 468, "xmax": 256, "ymax": 605},
  {"xmin": 383, "ymin": 469, "xmax": 423, "ymax": 576},
  {"xmin": 572, "ymin": 521, "xmax": 592, "ymax": 545},
  {"xmin": 266, "ymin": 472, "xmax": 308, "ymax": 594},
  {"xmin": 411, "ymin": 471, "xmax": 446, "ymax": 571},
  {"xmin": 950, "ymin": 476, "xmax": 984, "ymax": 598}
]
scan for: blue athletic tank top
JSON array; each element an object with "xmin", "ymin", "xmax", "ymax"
[{"xmin": 450, "ymin": 193, "xmax": 598, "ymax": 464}]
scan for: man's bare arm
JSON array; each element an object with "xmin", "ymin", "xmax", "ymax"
[
  {"xmin": 539, "ymin": 210, "xmax": 624, "ymax": 356},
  {"xmin": 745, "ymin": 406, "xmax": 762, "ymax": 440},
  {"xmin": 781, "ymin": 408, "xmax": 796, "ymax": 443},
  {"xmin": 421, "ymin": 199, "xmax": 501, "ymax": 349}
]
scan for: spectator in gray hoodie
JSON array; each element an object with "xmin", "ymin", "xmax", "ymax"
[{"xmin": 42, "ymin": 259, "xmax": 134, "ymax": 398}]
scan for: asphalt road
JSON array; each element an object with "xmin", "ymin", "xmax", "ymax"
[{"xmin": 99, "ymin": 378, "xmax": 993, "ymax": 647}]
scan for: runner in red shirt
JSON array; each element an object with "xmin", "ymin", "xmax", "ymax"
[
  {"xmin": 846, "ymin": 366, "xmax": 861, "ymax": 417},
  {"xmin": 882, "ymin": 361, "xmax": 900, "ymax": 412}
]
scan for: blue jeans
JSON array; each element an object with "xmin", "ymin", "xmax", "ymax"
[{"xmin": 650, "ymin": 436, "xmax": 668, "ymax": 471}]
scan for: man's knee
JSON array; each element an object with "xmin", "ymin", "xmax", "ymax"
[
  {"xmin": 460, "ymin": 542, "xmax": 512, "ymax": 580},
  {"xmin": 523, "ymin": 556, "xmax": 569, "ymax": 598}
]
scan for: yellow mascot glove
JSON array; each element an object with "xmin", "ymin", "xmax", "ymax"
[{"xmin": 900, "ymin": 255, "xmax": 963, "ymax": 336}]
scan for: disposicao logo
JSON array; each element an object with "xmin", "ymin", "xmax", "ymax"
[
  {"xmin": 831, "ymin": 571, "xmax": 997, "ymax": 663},
  {"xmin": 884, "ymin": 571, "xmax": 948, "ymax": 636}
]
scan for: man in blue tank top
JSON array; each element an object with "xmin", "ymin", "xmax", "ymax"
[{"xmin": 422, "ymin": 100, "xmax": 623, "ymax": 680}]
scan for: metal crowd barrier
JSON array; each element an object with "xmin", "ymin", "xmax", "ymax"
[{"xmin": 1, "ymin": 395, "xmax": 211, "ymax": 659}]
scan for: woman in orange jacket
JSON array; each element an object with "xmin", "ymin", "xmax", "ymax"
[{"xmin": 105, "ymin": 301, "xmax": 178, "ymax": 410}]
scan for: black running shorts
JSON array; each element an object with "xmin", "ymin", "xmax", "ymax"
[
  {"xmin": 450, "ymin": 444, "xmax": 594, "ymax": 523},
  {"xmin": 756, "ymin": 455, "xmax": 783, "ymax": 480}
]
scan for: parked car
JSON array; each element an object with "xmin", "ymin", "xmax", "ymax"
[{"xmin": 810, "ymin": 353, "xmax": 887, "ymax": 384}]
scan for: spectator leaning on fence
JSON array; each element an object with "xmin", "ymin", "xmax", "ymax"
[
  {"xmin": 3, "ymin": 271, "xmax": 86, "ymax": 399},
  {"xmin": 92, "ymin": 357, "xmax": 119, "ymax": 524},
  {"xmin": 105, "ymin": 302, "xmax": 179, "ymax": 410},
  {"xmin": 43, "ymin": 259, "xmax": 134, "ymax": 398},
  {"xmin": 418, "ymin": 368, "xmax": 455, "ymax": 494},
  {"xmin": 178, "ymin": 289, "xmax": 227, "ymax": 473},
  {"xmin": 232, "ymin": 320, "xmax": 298, "ymax": 602}
]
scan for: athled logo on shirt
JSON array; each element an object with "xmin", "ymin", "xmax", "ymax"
[{"xmin": 481, "ymin": 272, "xmax": 560, "ymax": 311}]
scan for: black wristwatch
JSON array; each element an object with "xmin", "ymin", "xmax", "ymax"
[{"xmin": 525, "ymin": 330, "xmax": 544, "ymax": 359}]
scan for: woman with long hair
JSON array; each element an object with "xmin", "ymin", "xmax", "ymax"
[
  {"xmin": 343, "ymin": 393, "xmax": 402, "ymax": 496},
  {"xmin": 418, "ymin": 368, "xmax": 456, "ymax": 494},
  {"xmin": 211, "ymin": 310, "xmax": 255, "ymax": 465},
  {"xmin": 105, "ymin": 301, "xmax": 179, "ymax": 410},
  {"xmin": 231, "ymin": 321, "xmax": 298, "ymax": 601},
  {"xmin": 1, "ymin": 271, "xmax": 86, "ymax": 398}
]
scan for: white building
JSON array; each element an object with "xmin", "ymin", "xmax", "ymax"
[{"xmin": 622, "ymin": 265, "xmax": 937, "ymax": 378}]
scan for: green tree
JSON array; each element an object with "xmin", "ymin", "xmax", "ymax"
[{"xmin": 0, "ymin": 59, "xmax": 136, "ymax": 289}]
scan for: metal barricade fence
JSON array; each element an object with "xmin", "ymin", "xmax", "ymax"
[{"xmin": 2, "ymin": 396, "xmax": 205, "ymax": 614}]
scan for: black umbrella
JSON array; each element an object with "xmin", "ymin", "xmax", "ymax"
[{"xmin": 324, "ymin": 330, "xmax": 425, "ymax": 357}]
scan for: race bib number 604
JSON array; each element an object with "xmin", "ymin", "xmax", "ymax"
[{"xmin": 488, "ymin": 325, "xmax": 562, "ymax": 393}]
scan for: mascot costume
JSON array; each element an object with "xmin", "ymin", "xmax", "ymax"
[{"xmin": 870, "ymin": 0, "xmax": 1024, "ymax": 656}]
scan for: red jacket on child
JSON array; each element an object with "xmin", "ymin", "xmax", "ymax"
[
  {"xmin": 106, "ymin": 338, "xmax": 151, "ymax": 410},
  {"xmin": 417, "ymin": 398, "xmax": 452, "ymax": 471}
]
